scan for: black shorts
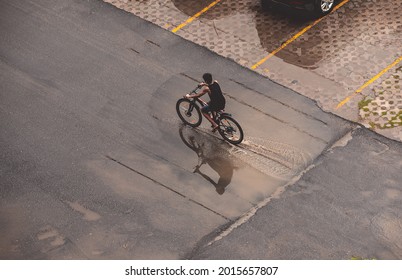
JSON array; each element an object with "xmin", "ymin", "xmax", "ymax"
[{"xmin": 201, "ymin": 103, "xmax": 224, "ymax": 113}]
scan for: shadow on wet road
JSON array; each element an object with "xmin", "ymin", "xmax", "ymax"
[{"xmin": 179, "ymin": 125, "xmax": 237, "ymax": 195}]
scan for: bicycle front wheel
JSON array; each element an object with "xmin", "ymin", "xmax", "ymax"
[
  {"xmin": 176, "ymin": 98, "xmax": 202, "ymax": 127},
  {"xmin": 218, "ymin": 115, "xmax": 244, "ymax": 145}
]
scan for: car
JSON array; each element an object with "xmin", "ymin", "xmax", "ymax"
[{"xmin": 261, "ymin": 0, "xmax": 336, "ymax": 16}]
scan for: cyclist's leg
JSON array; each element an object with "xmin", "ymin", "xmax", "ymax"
[{"xmin": 201, "ymin": 105, "xmax": 218, "ymax": 130}]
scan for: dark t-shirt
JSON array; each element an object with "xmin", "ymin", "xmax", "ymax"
[{"xmin": 208, "ymin": 81, "xmax": 225, "ymax": 110}]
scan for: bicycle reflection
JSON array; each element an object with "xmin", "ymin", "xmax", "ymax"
[{"xmin": 179, "ymin": 125, "xmax": 237, "ymax": 195}]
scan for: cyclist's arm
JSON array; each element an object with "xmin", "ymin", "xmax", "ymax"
[{"xmin": 193, "ymin": 87, "xmax": 209, "ymax": 98}]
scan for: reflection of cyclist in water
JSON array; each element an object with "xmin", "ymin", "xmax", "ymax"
[
  {"xmin": 179, "ymin": 126, "xmax": 235, "ymax": 195},
  {"xmin": 190, "ymin": 136, "xmax": 233, "ymax": 195}
]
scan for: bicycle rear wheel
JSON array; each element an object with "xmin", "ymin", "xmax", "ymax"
[
  {"xmin": 176, "ymin": 98, "xmax": 202, "ymax": 127},
  {"xmin": 218, "ymin": 115, "xmax": 244, "ymax": 144}
]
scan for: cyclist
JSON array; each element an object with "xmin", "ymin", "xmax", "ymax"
[{"xmin": 187, "ymin": 73, "xmax": 226, "ymax": 132}]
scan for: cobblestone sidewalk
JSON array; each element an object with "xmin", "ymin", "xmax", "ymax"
[{"xmin": 359, "ymin": 64, "xmax": 402, "ymax": 140}]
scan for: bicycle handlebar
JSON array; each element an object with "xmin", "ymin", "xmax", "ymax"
[
  {"xmin": 184, "ymin": 85, "xmax": 201, "ymax": 98},
  {"xmin": 183, "ymin": 85, "xmax": 209, "ymax": 106}
]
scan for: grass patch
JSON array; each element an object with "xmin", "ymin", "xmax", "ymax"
[
  {"xmin": 358, "ymin": 97, "xmax": 372, "ymax": 110},
  {"xmin": 378, "ymin": 110, "xmax": 402, "ymax": 129}
]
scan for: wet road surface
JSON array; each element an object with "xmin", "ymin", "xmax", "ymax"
[
  {"xmin": 0, "ymin": 0, "xmax": 351, "ymax": 259},
  {"xmin": 1, "ymin": 0, "xmax": 402, "ymax": 260},
  {"xmin": 192, "ymin": 128, "xmax": 402, "ymax": 259}
]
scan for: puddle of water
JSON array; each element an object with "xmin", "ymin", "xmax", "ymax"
[
  {"xmin": 37, "ymin": 226, "xmax": 60, "ymax": 240},
  {"xmin": 66, "ymin": 201, "xmax": 101, "ymax": 221},
  {"xmin": 36, "ymin": 225, "xmax": 66, "ymax": 251},
  {"xmin": 385, "ymin": 188, "xmax": 401, "ymax": 200}
]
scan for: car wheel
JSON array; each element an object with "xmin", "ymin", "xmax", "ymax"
[{"xmin": 315, "ymin": 0, "xmax": 335, "ymax": 16}]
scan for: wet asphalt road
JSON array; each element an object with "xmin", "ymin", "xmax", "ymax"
[
  {"xmin": 0, "ymin": 0, "xmax": 401, "ymax": 259},
  {"xmin": 192, "ymin": 128, "xmax": 402, "ymax": 259}
]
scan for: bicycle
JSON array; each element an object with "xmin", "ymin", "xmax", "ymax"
[{"xmin": 176, "ymin": 86, "xmax": 244, "ymax": 145}]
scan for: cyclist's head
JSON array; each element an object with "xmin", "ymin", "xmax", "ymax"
[{"xmin": 203, "ymin": 73, "xmax": 213, "ymax": 84}]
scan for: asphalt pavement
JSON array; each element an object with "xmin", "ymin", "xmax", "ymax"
[
  {"xmin": 1, "ymin": 0, "xmax": 401, "ymax": 260},
  {"xmin": 191, "ymin": 128, "xmax": 402, "ymax": 259}
]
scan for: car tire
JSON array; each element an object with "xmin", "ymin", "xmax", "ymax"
[{"xmin": 314, "ymin": 0, "xmax": 335, "ymax": 16}]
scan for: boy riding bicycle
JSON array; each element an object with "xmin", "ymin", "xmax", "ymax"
[{"xmin": 186, "ymin": 73, "xmax": 226, "ymax": 132}]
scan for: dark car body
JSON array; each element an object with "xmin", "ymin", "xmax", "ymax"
[{"xmin": 261, "ymin": 0, "xmax": 336, "ymax": 16}]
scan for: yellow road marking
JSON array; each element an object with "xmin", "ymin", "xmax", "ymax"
[
  {"xmin": 172, "ymin": 0, "xmax": 222, "ymax": 33},
  {"xmin": 336, "ymin": 56, "xmax": 402, "ymax": 109},
  {"xmin": 251, "ymin": 0, "xmax": 350, "ymax": 70}
]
